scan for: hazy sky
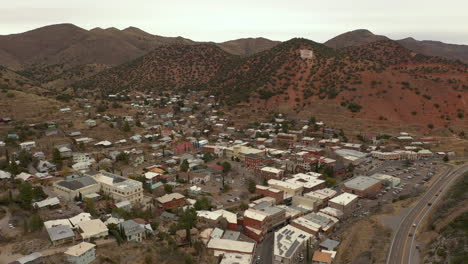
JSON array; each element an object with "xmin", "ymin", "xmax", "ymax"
[{"xmin": 1, "ymin": 0, "xmax": 467, "ymax": 44}]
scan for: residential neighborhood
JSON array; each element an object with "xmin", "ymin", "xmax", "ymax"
[{"xmin": 0, "ymin": 91, "xmax": 464, "ymax": 264}]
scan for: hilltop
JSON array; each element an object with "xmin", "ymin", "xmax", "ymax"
[
  {"xmin": 324, "ymin": 29, "xmax": 390, "ymax": 49},
  {"xmin": 324, "ymin": 29, "xmax": 468, "ymax": 64}
]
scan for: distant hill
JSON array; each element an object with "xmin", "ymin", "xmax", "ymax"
[
  {"xmin": 0, "ymin": 24, "xmax": 194, "ymax": 71},
  {"xmin": 216, "ymin": 37, "xmax": 281, "ymax": 57},
  {"xmin": 0, "ymin": 24, "xmax": 278, "ymax": 71},
  {"xmin": 397, "ymin": 37, "xmax": 468, "ymax": 64},
  {"xmin": 324, "ymin": 29, "xmax": 389, "ymax": 49},
  {"xmin": 325, "ymin": 29, "xmax": 468, "ymax": 63},
  {"xmin": 0, "ymin": 24, "xmax": 279, "ymax": 88}
]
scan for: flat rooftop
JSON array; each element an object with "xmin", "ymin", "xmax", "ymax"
[
  {"xmin": 56, "ymin": 176, "xmax": 98, "ymax": 191},
  {"xmin": 207, "ymin": 238, "xmax": 255, "ymax": 254},
  {"xmin": 344, "ymin": 176, "xmax": 381, "ymax": 191},
  {"xmin": 274, "ymin": 225, "xmax": 311, "ymax": 258},
  {"xmin": 329, "ymin": 192, "xmax": 358, "ymax": 206}
]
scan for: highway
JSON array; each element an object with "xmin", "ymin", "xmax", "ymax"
[{"xmin": 386, "ymin": 164, "xmax": 468, "ymax": 264}]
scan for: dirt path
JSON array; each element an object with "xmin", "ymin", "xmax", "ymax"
[{"xmin": 0, "ymin": 206, "xmax": 19, "ymax": 237}]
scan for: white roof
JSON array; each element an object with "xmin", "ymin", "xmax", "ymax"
[
  {"xmin": 144, "ymin": 171, "xmax": 160, "ymax": 180},
  {"xmin": 20, "ymin": 141, "xmax": 35, "ymax": 146},
  {"xmin": 16, "ymin": 172, "xmax": 33, "ymax": 181},
  {"xmin": 44, "ymin": 219, "xmax": 73, "ymax": 229},
  {"xmin": 286, "ymin": 177, "xmax": 325, "ymax": 189},
  {"xmin": 77, "ymin": 219, "xmax": 108, "ymax": 239},
  {"xmin": 0, "ymin": 170, "xmax": 11, "ymax": 179},
  {"xmin": 319, "ymin": 207, "xmax": 344, "ymax": 218},
  {"xmin": 274, "ymin": 224, "xmax": 311, "ymax": 258},
  {"xmin": 156, "ymin": 193, "xmax": 185, "ymax": 204},
  {"xmin": 292, "ymin": 217, "xmax": 322, "ymax": 233},
  {"xmin": 268, "ymin": 179, "xmax": 302, "ymax": 190},
  {"xmin": 218, "ymin": 210, "xmax": 237, "ymax": 224},
  {"xmin": 207, "ymin": 238, "xmax": 255, "ymax": 254},
  {"xmin": 69, "ymin": 213, "xmax": 92, "ymax": 227},
  {"xmin": 95, "ymin": 140, "xmax": 112, "ymax": 146},
  {"xmin": 261, "ymin": 167, "xmax": 283, "ymax": 174},
  {"xmin": 33, "ymin": 197, "xmax": 60, "ymax": 208},
  {"xmin": 329, "ymin": 192, "xmax": 358, "ymax": 206},
  {"xmin": 197, "ymin": 210, "xmax": 223, "ymax": 221},
  {"xmin": 244, "ymin": 208, "xmax": 267, "ymax": 221},
  {"xmin": 64, "ymin": 242, "xmax": 95, "ymax": 257}
]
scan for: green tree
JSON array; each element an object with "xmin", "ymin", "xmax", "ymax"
[
  {"xmin": 443, "ymin": 155, "xmax": 449, "ymax": 162},
  {"xmin": 164, "ymin": 184, "xmax": 173, "ymax": 194},
  {"xmin": 122, "ymin": 121, "xmax": 131, "ymax": 132},
  {"xmin": 52, "ymin": 148, "xmax": 62, "ymax": 168},
  {"xmin": 194, "ymin": 196, "xmax": 212, "ymax": 211},
  {"xmin": 221, "ymin": 161, "xmax": 231, "ymax": 173},
  {"xmin": 247, "ymin": 178, "xmax": 256, "ymax": 193},
  {"xmin": 309, "ymin": 116, "xmax": 316, "ymax": 125},
  {"xmin": 29, "ymin": 214, "xmax": 43, "ymax": 232},
  {"xmin": 84, "ymin": 198, "xmax": 98, "ymax": 217},
  {"xmin": 7, "ymin": 159, "xmax": 20, "ymax": 176},
  {"xmin": 239, "ymin": 202, "xmax": 249, "ymax": 211},
  {"xmin": 323, "ymin": 166, "xmax": 334, "ymax": 178},
  {"xmin": 32, "ymin": 186, "xmax": 47, "ymax": 200},
  {"xmin": 180, "ymin": 159, "xmax": 189, "ymax": 172},
  {"xmin": 18, "ymin": 150, "xmax": 33, "ymax": 168},
  {"xmin": 18, "ymin": 183, "xmax": 34, "ymax": 209},
  {"xmin": 202, "ymin": 152, "xmax": 214, "ymax": 162},
  {"xmin": 179, "ymin": 208, "xmax": 197, "ymax": 230}
]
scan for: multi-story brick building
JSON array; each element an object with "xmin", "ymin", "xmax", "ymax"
[
  {"xmin": 260, "ymin": 167, "xmax": 284, "ymax": 180},
  {"xmin": 156, "ymin": 193, "xmax": 186, "ymax": 210},
  {"xmin": 255, "ymin": 185, "xmax": 284, "ymax": 204}
]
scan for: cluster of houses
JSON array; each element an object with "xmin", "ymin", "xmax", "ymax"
[{"xmin": 1, "ymin": 91, "xmax": 447, "ymax": 264}]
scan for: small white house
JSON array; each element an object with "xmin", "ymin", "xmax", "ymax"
[
  {"xmin": 72, "ymin": 161, "xmax": 92, "ymax": 172},
  {"xmin": 60, "ymin": 108, "xmax": 72, "ymax": 113},
  {"xmin": 85, "ymin": 119, "xmax": 97, "ymax": 127},
  {"xmin": 64, "ymin": 242, "xmax": 96, "ymax": 264},
  {"xmin": 20, "ymin": 141, "xmax": 36, "ymax": 150}
]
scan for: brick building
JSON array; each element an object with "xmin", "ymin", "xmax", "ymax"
[
  {"xmin": 255, "ymin": 185, "xmax": 284, "ymax": 204},
  {"xmin": 156, "ymin": 193, "xmax": 186, "ymax": 209}
]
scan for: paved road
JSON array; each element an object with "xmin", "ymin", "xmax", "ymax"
[
  {"xmin": 256, "ymin": 232, "xmax": 274, "ymax": 264},
  {"xmin": 386, "ymin": 164, "xmax": 468, "ymax": 264}
]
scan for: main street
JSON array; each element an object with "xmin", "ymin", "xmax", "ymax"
[{"xmin": 386, "ymin": 164, "xmax": 468, "ymax": 264}]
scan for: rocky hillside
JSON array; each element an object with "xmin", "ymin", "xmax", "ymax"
[
  {"xmin": 72, "ymin": 38, "xmax": 467, "ymax": 128},
  {"xmin": 72, "ymin": 44, "xmax": 237, "ymax": 95},
  {"xmin": 421, "ymin": 172, "xmax": 468, "ymax": 264}
]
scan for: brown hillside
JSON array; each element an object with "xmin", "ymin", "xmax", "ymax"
[
  {"xmin": 73, "ymin": 44, "xmax": 237, "ymax": 95},
  {"xmin": 211, "ymin": 39, "xmax": 468, "ymax": 128}
]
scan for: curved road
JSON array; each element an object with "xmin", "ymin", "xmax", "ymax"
[{"xmin": 386, "ymin": 164, "xmax": 468, "ymax": 264}]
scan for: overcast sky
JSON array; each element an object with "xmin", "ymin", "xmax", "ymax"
[{"xmin": 1, "ymin": 0, "xmax": 467, "ymax": 44}]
